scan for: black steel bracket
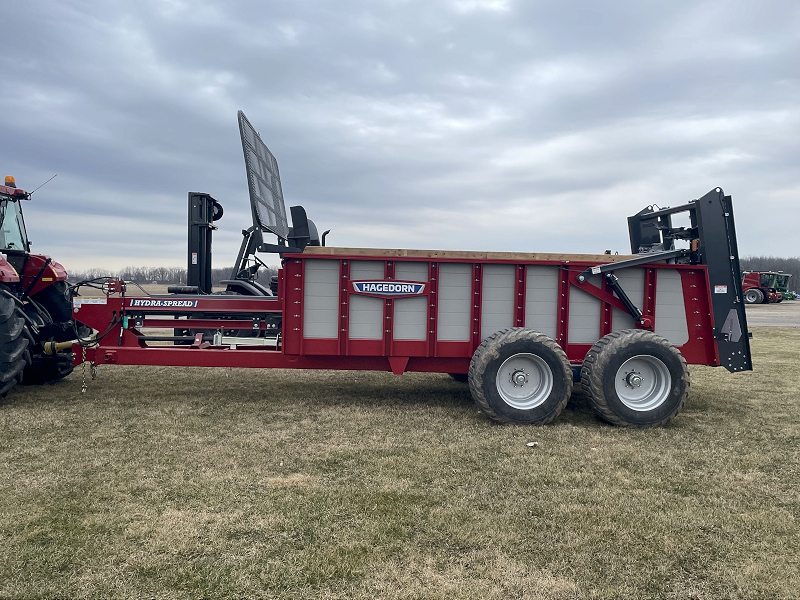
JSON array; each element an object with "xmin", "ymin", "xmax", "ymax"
[
  {"xmin": 577, "ymin": 249, "xmax": 689, "ymax": 283},
  {"xmin": 604, "ymin": 272, "xmax": 644, "ymax": 324}
]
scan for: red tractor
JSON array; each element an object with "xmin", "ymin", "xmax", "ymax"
[
  {"xmin": 742, "ymin": 271, "xmax": 785, "ymax": 304},
  {"xmin": 0, "ymin": 176, "xmax": 83, "ymax": 396}
]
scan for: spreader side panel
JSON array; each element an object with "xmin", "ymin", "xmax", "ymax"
[
  {"xmin": 568, "ymin": 275, "xmax": 602, "ymax": 344},
  {"xmin": 654, "ymin": 269, "xmax": 690, "ymax": 346},
  {"xmin": 349, "ymin": 261, "xmax": 384, "ymax": 340},
  {"xmin": 524, "ymin": 266, "xmax": 559, "ymax": 339},
  {"xmin": 303, "ymin": 259, "xmax": 339, "ymax": 339},
  {"xmin": 393, "ymin": 262, "xmax": 428, "ymax": 341},
  {"xmin": 480, "ymin": 264, "xmax": 515, "ymax": 339},
  {"xmin": 437, "ymin": 263, "xmax": 472, "ymax": 342}
]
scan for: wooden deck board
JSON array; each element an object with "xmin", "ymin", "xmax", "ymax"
[{"xmin": 303, "ymin": 246, "xmax": 640, "ymax": 263}]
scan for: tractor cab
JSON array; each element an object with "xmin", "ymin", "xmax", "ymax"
[
  {"xmin": 759, "ymin": 272, "xmax": 778, "ymax": 289},
  {"xmin": 0, "ymin": 176, "xmax": 30, "ymax": 254},
  {"xmin": 0, "ymin": 200, "xmax": 29, "ymax": 253},
  {"xmin": 0, "ymin": 176, "xmax": 34, "ymax": 279},
  {"xmin": 774, "ymin": 273, "xmax": 791, "ymax": 293}
]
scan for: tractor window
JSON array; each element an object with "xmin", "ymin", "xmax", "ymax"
[{"xmin": 0, "ymin": 199, "xmax": 28, "ymax": 251}]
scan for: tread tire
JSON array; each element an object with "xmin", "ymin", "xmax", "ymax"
[
  {"xmin": 23, "ymin": 282, "xmax": 75, "ymax": 384},
  {"xmin": 468, "ymin": 328, "xmax": 572, "ymax": 424},
  {"xmin": 0, "ymin": 289, "xmax": 32, "ymax": 398},
  {"xmin": 580, "ymin": 329, "xmax": 689, "ymax": 427},
  {"xmin": 22, "ymin": 353, "xmax": 74, "ymax": 385},
  {"xmin": 33, "ymin": 281, "xmax": 73, "ymax": 324},
  {"xmin": 744, "ymin": 288, "xmax": 763, "ymax": 304}
]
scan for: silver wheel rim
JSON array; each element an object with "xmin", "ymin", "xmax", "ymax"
[
  {"xmin": 614, "ymin": 355, "xmax": 672, "ymax": 411},
  {"xmin": 495, "ymin": 353, "xmax": 553, "ymax": 410},
  {"xmin": 745, "ymin": 290, "xmax": 758, "ymax": 303}
]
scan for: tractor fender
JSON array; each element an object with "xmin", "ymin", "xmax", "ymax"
[
  {"xmin": 20, "ymin": 255, "xmax": 68, "ymax": 296},
  {"xmin": 0, "ymin": 256, "xmax": 20, "ymax": 283}
]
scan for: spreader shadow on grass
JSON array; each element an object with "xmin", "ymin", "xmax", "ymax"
[{"xmin": 0, "ymin": 327, "xmax": 798, "ymax": 599}]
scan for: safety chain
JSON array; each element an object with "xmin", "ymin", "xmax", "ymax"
[{"xmin": 80, "ymin": 345, "xmax": 97, "ymax": 394}]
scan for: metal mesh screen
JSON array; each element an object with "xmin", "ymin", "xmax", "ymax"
[{"xmin": 238, "ymin": 110, "xmax": 289, "ymax": 240}]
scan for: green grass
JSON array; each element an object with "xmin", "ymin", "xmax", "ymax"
[{"xmin": 1, "ymin": 327, "xmax": 799, "ymax": 599}]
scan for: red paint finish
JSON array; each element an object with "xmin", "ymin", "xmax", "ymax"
[
  {"xmin": 339, "ymin": 259, "xmax": 350, "ymax": 356},
  {"xmin": 471, "ymin": 263, "xmax": 482, "ymax": 349},
  {"xmin": 0, "ymin": 184, "xmax": 28, "ymax": 198},
  {"xmin": 383, "ymin": 261, "xmax": 395, "ymax": 357},
  {"xmin": 427, "ymin": 262, "xmax": 438, "ymax": 357},
  {"xmin": 515, "ymin": 265, "xmax": 526, "ymax": 327},
  {"xmin": 73, "ymin": 254, "xmax": 722, "ymax": 376},
  {"xmin": 600, "ymin": 275, "xmax": 613, "ymax": 338},
  {"xmin": 0, "ymin": 257, "xmax": 20, "ymax": 283},
  {"xmin": 282, "ymin": 259, "xmax": 303, "ymax": 354},
  {"xmin": 677, "ymin": 268, "xmax": 718, "ymax": 366},
  {"xmin": 21, "ymin": 255, "xmax": 68, "ymax": 295},
  {"xmin": 556, "ymin": 267, "xmax": 570, "ymax": 347}
]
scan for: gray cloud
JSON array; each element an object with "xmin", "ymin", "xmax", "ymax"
[{"xmin": 2, "ymin": 0, "xmax": 798, "ymax": 271}]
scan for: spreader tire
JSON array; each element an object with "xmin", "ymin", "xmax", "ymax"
[
  {"xmin": 743, "ymin": 288, "xmax": 763, "ymax": 304},
  {"xmin": 0, "ymin": 289, "xmax": 32, "ymax": 398},
  {"xmin": 468, "ymin": 328, "xmax": 572, "ymax": 424},
  {"xmin": 580, "ymin": 329, "xmax": 689, "ymax": 427}
]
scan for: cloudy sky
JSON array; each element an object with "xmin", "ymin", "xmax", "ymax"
[{"xmin": 2, "ymin": 0, "xmax": 798, "ymax": 272}]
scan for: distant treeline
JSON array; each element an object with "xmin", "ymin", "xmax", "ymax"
[
  {"xmin": 68, "ymin": 265, "xmax": 278, "ymax": 287},
  {"xmin": 740, "ymin": 256, "xmax": 800, "ymax": 291}
]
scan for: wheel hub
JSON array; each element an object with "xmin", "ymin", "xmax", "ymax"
[
  {"xmin": 511, "ymin": 369, "xmax": 528, "ymax": 387},
  {"xmin": 624, "ymin": 371, "xmax": 644, "ymax": 388},
  {"xmin": 495, "ymin": 353, "xmax": 554, "ymax": 410},
  {"xmin": 614, "ymin": 355, "xmax": 672, "ymax": 412}
]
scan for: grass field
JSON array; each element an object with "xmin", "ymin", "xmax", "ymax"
[{"xmin": 1, "ymin": 327, "xmax": 798, "ymax": 599}]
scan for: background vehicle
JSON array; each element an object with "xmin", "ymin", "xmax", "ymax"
[
  {"xmin": 742, "ymin": 271, "xmax": 791, "ymax": 304},
  {"xmin": 773, "ymin": 273, "xmax": 795, "ymax": 300},
  {"xmin": 0, "ymin": 176, "xmax": 82, "ymax": 395}
]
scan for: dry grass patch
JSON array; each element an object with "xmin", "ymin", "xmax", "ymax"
[{"xmin": 0, "ymin": 327, "xmax": 798, "ymax": 599}]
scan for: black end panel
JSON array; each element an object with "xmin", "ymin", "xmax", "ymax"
[
  {"xmin": 628, "ymin": 206, "xmax": 661, "ymax": 254},
  {"xmin": 626, "ymin": 188, "xmax": 752, "ymax": 373},
  {"xmin": 693, "ymin": 188, "xmax": 752, "ymax": 372},
  {"xmin": 186, "ymin": 192, "xmax": 222, "ymax": 294}
]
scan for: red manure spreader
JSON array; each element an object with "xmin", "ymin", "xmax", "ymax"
[{"xmin": 6, "ymin": 113, "xmax": 753, "ymax": 426}]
